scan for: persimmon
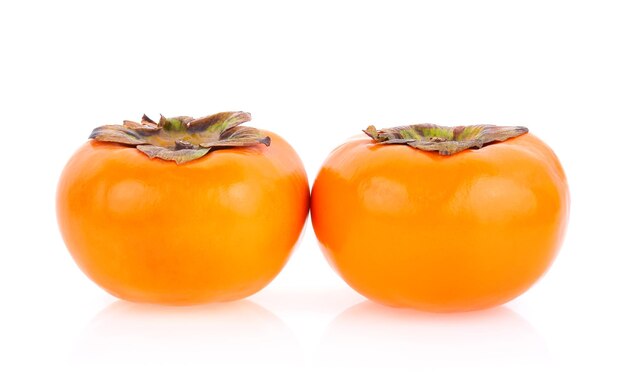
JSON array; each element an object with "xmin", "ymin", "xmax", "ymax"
[
  {"xmin": 57, "ymin": 111, "xmax": 309, "ymax": 305},
  {"xmin": 311, "ymin": 124, "xmax": 569, "ymax": 312}
]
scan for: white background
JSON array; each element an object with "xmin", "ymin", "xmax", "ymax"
[{"xmin": 1, "ymin": 0, "xmax": 625, "ymax": 389}]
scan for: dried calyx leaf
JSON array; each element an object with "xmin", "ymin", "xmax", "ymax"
[
  {"xmin": 89, "ymin": 111, "xmax": 271, "ymax": 164},
  {"xmin": 363, "ymin": 124, "xmax": 528, "ymax": 155}
]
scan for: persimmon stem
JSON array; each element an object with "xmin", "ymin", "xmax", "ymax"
[
  {"xmin": 90, "ymin": 111, "xmax": 270, "ymax": 164},
  {"xmin": 363, "ymin": 124, "xmax": 528, "ymax": 155}
]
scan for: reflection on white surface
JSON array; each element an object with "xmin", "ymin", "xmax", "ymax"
[
  {"xmin": 72, "ymin": 299, "xmax": 301, "ymax": 367},
  {"xmin": 316, "ymin": 301, "xmax": 548, "ymax": 368}
]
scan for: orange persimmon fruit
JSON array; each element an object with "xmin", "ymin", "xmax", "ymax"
[
  {"xmin": 311, "ymin": 124, "xmax": 569, "ymax": 312},
  {"xmin": 57, "ymin": 112, "xmax": 309, "ymax": 305}
]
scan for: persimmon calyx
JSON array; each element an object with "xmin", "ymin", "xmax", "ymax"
[
  {"xmin": 89, "ymin": 111, "xmax": 271, "ymax": 164},
  {"xmin": 363, "ymin": 124, "xmax": 528, "ymax": 155}
]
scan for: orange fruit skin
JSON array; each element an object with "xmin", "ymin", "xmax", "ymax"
[
  {"xmin": 311, "ymin": 133, "xmax": 569, "ymax": 312},
  {"xmin": 57, "ymin": 132, "xmax": 309, "ymax": 305}
]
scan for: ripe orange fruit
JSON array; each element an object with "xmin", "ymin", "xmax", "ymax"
[
  {"xmin": 57, "ymin": 112, "xmax": 309, "ymax": 305},
  {"xmin": 311, "ymin": 124, "xmax": 569, "ymax": 312}
]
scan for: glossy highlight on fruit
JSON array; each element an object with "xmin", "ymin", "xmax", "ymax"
[
  {"xmin": 311, "ymin": 123, "xmax": 569, "ymax": 312},
  {"xmin": 57, "ymin": 112, "xmax": 309, "ymax": 305}
]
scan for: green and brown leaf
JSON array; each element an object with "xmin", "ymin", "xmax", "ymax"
[
  {"xmin": 363, "ymin": 124, "xmax": 528, "ymax": 155},
  {"xmin": 89, "ymin": 111, "xmax": 270, "ymax": 164}
]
